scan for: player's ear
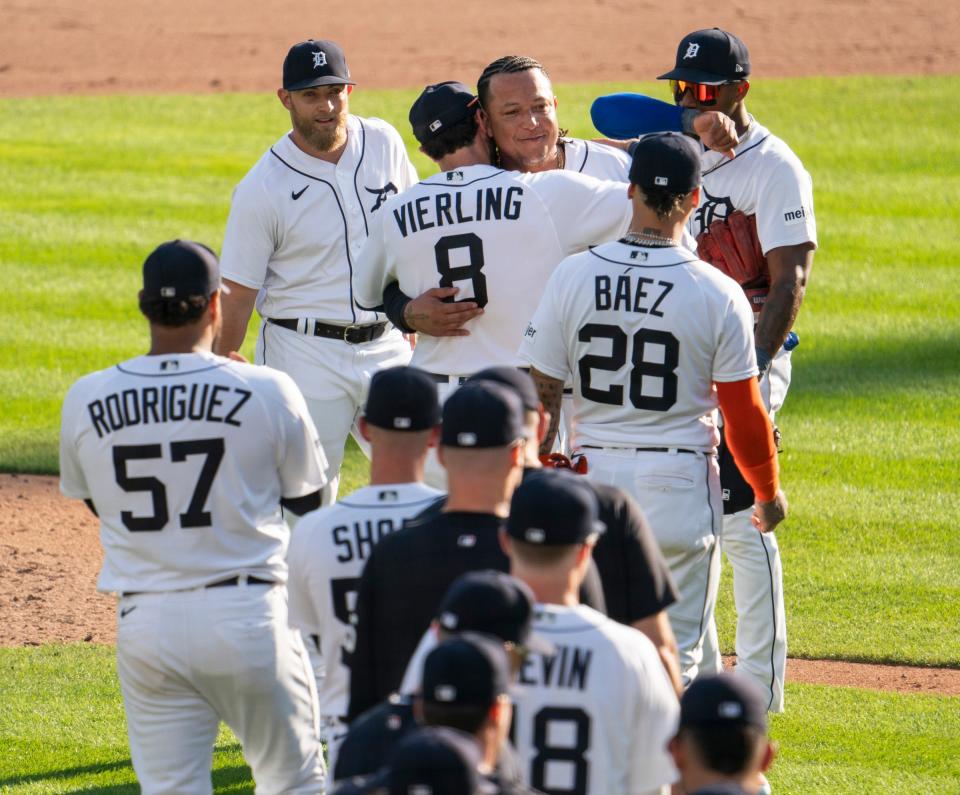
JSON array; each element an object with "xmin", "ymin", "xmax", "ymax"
[
  {"xmin": 427, "ymin": 425, "xmax": 441, "ymax": 449},
  {"xmin": 412, "ymin": 695, "xmax": 425, "ymax": 724},
  {"xmin": 760, "ymin": 740, "xmax": 777, "ymax": 772},
  {"xmin": 357, "ymin": 416, "xmax": 372, "ymax": 443},
  {"xmin": 737, "ymin": 80, "xmax": 750, "ymax": 100},
  {"xmin": 627, "ymin": 183, "xmax": 636, "ymax": 200},
  {"xmin": 498, "ymin": 527, "xmax": 512, "ymax": 557},
  {"xmin": 667, "ymin": 735, "xmax": 684, "ymax": 768},
  {"xmin": 347, "ymin": 85, "xmax": 354, "ymax": 95}
]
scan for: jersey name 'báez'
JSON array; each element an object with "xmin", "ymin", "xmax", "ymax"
[{"xmin": 519, "ymin": 242, "xmax": 757, "ymax": 451}]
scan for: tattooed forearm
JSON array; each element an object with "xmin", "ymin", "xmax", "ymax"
[{"xmin": 531, "ymin": 367, "xmax": 565, "ymax": 455}]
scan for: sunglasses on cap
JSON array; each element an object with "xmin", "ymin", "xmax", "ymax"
[{"xmin": 670, "ymin": 80, "xmax": 745, "ymax": 106}]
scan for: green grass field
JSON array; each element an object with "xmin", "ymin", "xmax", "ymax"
[
  {"xmin": 2, "ymin": 76, "xmax": 958, "ymax": 792},
  {"xmin": 4, "ymin": 645, "xmax": 959, "ymax": 794}
]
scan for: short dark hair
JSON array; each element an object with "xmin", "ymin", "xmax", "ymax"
[
  {"xmin": 421, "ymin": 699, "xmax": 491, "ymax": 736},
  {"xmin": 683, "ymin": 724, "xmax": 766, "ymax": 775},
  {"xmin": 477, "ymin": 55, "xmax": 547, "ymax": 108},
  {"xmin": 420, "ymin": 113, "xmax": 480, "ymax": 160},
  {"xmin": 139, "ymin": 294, "xmax": 211, "ymax": 327},
  {"xmin": 508, "ymin": 537, "xmax": 582, "ymax": 567},
  {"xmin": 636, "ymin": 185, "xmax": 693, "ymax": 221}
]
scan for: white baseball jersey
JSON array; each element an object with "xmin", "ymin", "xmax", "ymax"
[
  {"xmin": 287, "ymin": 482, "xmax": 443, "ymax": 720},
  {"xmin": 691, "ymin": 118, "xmax": 817, "ymax": 253},
  {"xmin": 561, "ymin": 137, "xmax": 631, "ymax": 180},
  {"xmin": 59, "ymin": 351, "xmax": 328, "ymax": 593},
  {"xmin": 511, "ymin": 603, "xmax": 678, "ymax": 795},
  {"xmin": 519, "ymin": 242, "xmax": 757, "ymax": 452},
  {"xmin": 353, "ymin": 164, "xmax": 631, "ymax": 375},
  {"xmin": 221, "ymin": 114, "xmax": 418, "ymax": 325}
]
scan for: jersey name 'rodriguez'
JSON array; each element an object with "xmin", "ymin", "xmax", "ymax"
[{"xmin": 60, "ymin": 351, "xmax": 327, "ymax": 594}]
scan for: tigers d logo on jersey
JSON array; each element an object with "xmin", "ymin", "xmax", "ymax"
[{"xmin": 693, "ymin": 187, "xmax": 735, "ymax": 236}]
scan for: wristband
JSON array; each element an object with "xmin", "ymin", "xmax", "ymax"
[{"xmin": 755, "ymin": 345, "xmax": 772, "ymax": 378}]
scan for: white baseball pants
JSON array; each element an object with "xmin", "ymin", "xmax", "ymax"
[
  {"xmin": 585, "ymin": 447, "xmax": 722, "ymax": 684},
  {"xmin": 703, "ymin": 347, "xmax": 791, "ymax": 710},
  {"xmin": 116, "ymin": 583, "xmax": 325, "ymax": 794},
  {"xmin": 257, "ymin": 321, "xmax": 412, "ymax": 503}
]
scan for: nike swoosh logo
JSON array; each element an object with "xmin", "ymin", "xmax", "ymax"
[
  {"xmin": 120, "ymin": 606, "xmax": 138, "ymax": 618},
  {"xmin": 292, "ymin": 186, "xmax": 309, "ymax": 200}
]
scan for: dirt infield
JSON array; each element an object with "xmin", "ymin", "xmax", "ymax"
[
  {"xmin": 2, "ymin": 2, "xmax": 958, "ymax": 694},
  {"xmin": 3, "ymin": 473, "xmax": 959, "ymax": 695},
  {"xmin": 0, "ymin": 0, "xmax": 955, "ymax": 97}
]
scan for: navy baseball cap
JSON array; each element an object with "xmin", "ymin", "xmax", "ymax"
[
  {"xmin": 364, "ymin": 366, "xmax": 441, "ymax": 432},
  {"xmin": 421, "ymin": 633, "xmax": 511, "ymax": 708},
  {"xmin": 629, "ymin": 132, "xmax": 701, "ymax": 193},
  {"xmin": 141, "ymin": 240, "xmax": 224, "ymax": 300},
  {"xmin": 680, "ymin": 672, "xmax": 768, "ymax": 732},
  {"xmin": 466, "ymin": 367, "xmax": 539, "ymax": 413},
  {"xmin": 658, "ymin": 28, "xmax": 751, "ymax": 85},
  {"xmin": 441, "ymin": 381, "xmax": 525, "ymax": 449},
  {"xmin": 410, "ymin": 81, "xmax": 479, "ymax": 144},
  {"xmin": 436, "ymin": 571, "xmax": 552, "ymax": 653},
  {"xmin": 283, "ymin": 39, "xmax": 355, "ymax": 90},
  {"xmin": 387, "ymin": 726, "xmax": 483, "ymax": 795},
  {"xmin": 507, "ymin": 469, "xmax": 606, "ymax": 545}
]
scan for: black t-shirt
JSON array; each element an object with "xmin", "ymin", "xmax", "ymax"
[
  {"xmin": 412, "ymin": 472, "xmax": 677, "ymax": 626},
  {"xmin": 347, "ymin": 511, "xmax": 606, "ymax": 721},
  {"xmin": 335, "ymin": 694, "xmax": 527, "ymax": 790}
]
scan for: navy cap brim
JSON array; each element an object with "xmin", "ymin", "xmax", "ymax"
[
  {"xmin": 286, "ymin": 75, "xmax": 356, "ymax": 90},
  {"xmin": 657, "ymin": 67, "xmax": 734, "ymax": 85}
]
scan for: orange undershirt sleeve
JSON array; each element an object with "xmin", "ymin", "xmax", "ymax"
[{"xmin": 715, "ymin": 377, "xmax": 779, "ymax": 503}]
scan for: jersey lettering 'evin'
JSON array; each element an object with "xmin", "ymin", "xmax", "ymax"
[
  {"xmin": 353, "ymin": 164, "xmax": 632, "ymax": 376},
  {"xmin": 510, "ymin": 604, "xmax": 678, "ymax": 795}
]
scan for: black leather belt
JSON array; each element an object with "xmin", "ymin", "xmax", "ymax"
[
  {"xmin": 424, "ymin": 368, "xmax": 573, "ymax": 396},
  {"xmin": 581, "ymin": 445, "xmax": 700, "ymax": 455},
  {"xmin": 268, "ymin": 317, "xmax": 387, "ymax": 344},
  {"xmin": 122, "ymin": 575, "xmax": 276, "ymax": 597}
]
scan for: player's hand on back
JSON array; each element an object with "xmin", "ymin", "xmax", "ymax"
[
  {"xmin": 403, "ymin": 286, "xmax": 483, "ymax": 337},
  {"xmin": 693, "ymin": 111, "xmax": 739, "ymax": 160},
  {"xmin": 752, "ymin": 489, "xmax": 788, "ymax": 534}
]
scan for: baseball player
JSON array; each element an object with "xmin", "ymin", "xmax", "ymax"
[
  {"xmin": 215, "ymin": 39, "xmax": 417, "ymax": 503},
  {"xmin": 287, "ymin": 365, "xmax": 443, "ymax": 772},
  {"xmin": 59, "ymin": 240, "xmax": 328, "ymax": 794},
  {"xmin": 519, "ymin": 133, "xmax": 787, "ymax": 686},
  {"xmin": 354, "ymin": 80, "xmax": 631, "ymax": 378},
  {"xmin": 347, "ymin": 381, "xmax": 608, "ymax": 721},
  {"xmin": 412, "ymin": 366, "xmax": 683, "ymax": 693},
  {"xmin": 381, "ymin": 54, "xmax": 737, "ymax": 340},
  {"xmin": 502, "ymin": 469, "xmax": 680, "ymax": 795},
  {"xmin": 668, "ymin": 674, "xmax": 776, "ymax": 795},
  {"xmin": 590, "ymin": 28, "xmax": 817, "ymax": 710},
  {"xmin": 336, "ymin": 570, "xmax": 540, "ymax": 788}
]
